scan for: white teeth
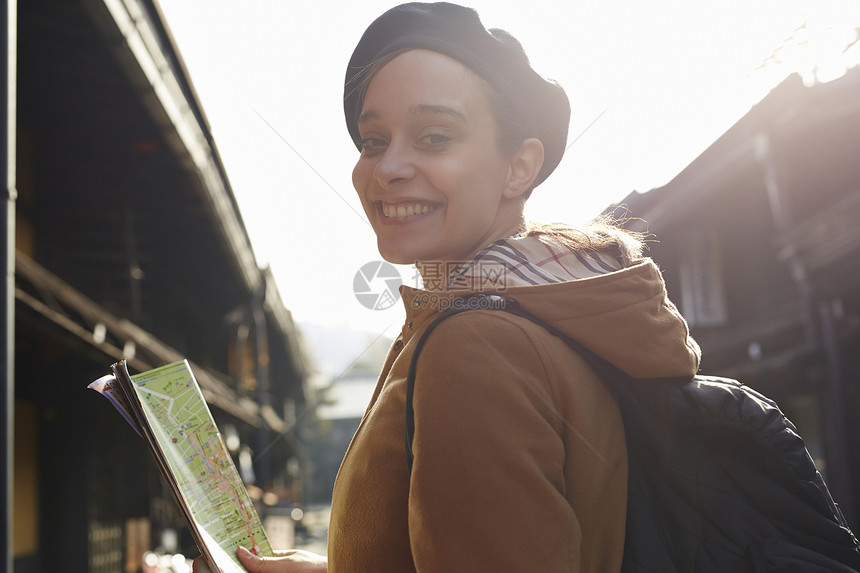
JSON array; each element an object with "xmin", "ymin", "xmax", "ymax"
[{"xmin": 382, "ymin": 203, "xmax": 436, "ymax": 219}]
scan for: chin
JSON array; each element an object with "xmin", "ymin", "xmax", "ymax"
[
  {"xmin": 376, "ymin": 240, "xmax": 431, "ymax": 266},
  {"xmin": 377, "ymin": 249, "xmax": 416, "ymax": 266}
]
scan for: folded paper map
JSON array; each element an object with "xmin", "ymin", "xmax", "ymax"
[{"xmin": 89, "ymin": 360, "xmax": 273, "ymax": 573}]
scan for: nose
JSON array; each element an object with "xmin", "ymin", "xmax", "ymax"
[{"xmin": 373, "ymin": 140, "xmax": 416, "ymax": 188}]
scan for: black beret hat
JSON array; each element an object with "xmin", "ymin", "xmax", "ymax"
[{"xmin": 344, "ymin": 2, "xmax": 570, "ymax": 187}]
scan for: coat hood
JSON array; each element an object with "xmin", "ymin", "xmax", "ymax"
[{"xmin": 401, "ymin": 257, "xmax": 700, "ymax": 380}]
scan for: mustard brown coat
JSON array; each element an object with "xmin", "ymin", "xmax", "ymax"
[{"xmin": 327, "ymin": 259, "xmax": 701, "ymax": 572}]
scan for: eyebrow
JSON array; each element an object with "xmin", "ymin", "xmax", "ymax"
[
  {"xmin": 411, "ymin": 104, "xmax": 467, "ymax": 123},
  {"xmin": 357, "ymin": 104, "xmax": 468, "ymax": 124}
]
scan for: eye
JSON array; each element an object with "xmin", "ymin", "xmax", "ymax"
[
  {"xmin": 420, "ymin": 132, "xmax": 452, "ymax": 147},
  {"xmin": 360, "ymin": 137, "xmax": 387, "ymax": 155}
]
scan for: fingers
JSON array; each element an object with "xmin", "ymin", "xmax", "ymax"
[
  {"xmin": 192, "ymin": 548, "xmax": 285, "ymax": 573},
  {"xmin": 191, "ymin": 556, "xmax": 213, "ymax": 573},
  {"xmin": 235, "ymin": 546, "xmax": 327, "ymax": 573},
  {"xmin": 236, "ymin": 546, "xmax": 291, "ymax": 572},
  {"xmin": 193, "ymin": 550, "xmax": 302, "ymax": 573}
]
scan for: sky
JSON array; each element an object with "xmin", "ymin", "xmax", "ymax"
[{"xmin": 155, "ymin": 0, "xmax": 860, "ymax": 352}]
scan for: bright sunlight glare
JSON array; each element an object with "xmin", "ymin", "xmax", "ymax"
[{"xmin": 157, "ymin": 0, "xmax": 860, "ymax": 337}]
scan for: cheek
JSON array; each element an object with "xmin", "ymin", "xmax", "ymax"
[
  {"xmin": 445, "ymin": 160, "xmax": 507, "ymax": 212},
  {"xmin": 352, "ymin": 159, "xmax": 370, "ymax": 195}
]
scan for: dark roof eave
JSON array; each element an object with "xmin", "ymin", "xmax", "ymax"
[
  {"xmin": 88, "ymin": 0, "xmax": 262, "ymax": 293},
  {"xmin": 15, "ymin": 252, "xmax": 276, "ymax": 428},
  {"xmin": 609, "ymin": 68, "xmax": 860, "ymax": 228}
]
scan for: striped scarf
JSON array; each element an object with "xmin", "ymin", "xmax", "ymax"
[{"xmin": 444, "ymin": 234, "xmax": 620, "ymax": 291}]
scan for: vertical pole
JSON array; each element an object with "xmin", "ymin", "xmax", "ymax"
[
  {"xmin": 1, "ymin": 1, "xmax": 16, "ymax": 571},
  {"xmin": 818, "ymin": 300, "xmax": 855, "ymax": 527},
  {"xmin": 252, "ymin": 289, "xmax": 271, "ymax": 488}
]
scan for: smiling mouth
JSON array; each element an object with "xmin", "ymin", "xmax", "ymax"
[{"xmin": 380, "ymin": 202, "xmax": 439, "ymax": 219}]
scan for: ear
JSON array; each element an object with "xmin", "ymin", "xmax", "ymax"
[{"xmin": 503, "ymin": 138, "xmax": 544, "ymax": 199}]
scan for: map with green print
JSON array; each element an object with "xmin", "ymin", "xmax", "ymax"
[{"xmin": 91, "ymin": 360, "xmax": 272, "ymax": 572}]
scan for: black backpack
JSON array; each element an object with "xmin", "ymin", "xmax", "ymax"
[{"xmin": 404, "ymin": 294, "xmax": 860, "ymax": 572}]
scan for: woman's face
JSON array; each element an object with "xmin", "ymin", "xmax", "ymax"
[{"xmin": 352, "ymin": 49, "xmax": 526, "ymax": 266}]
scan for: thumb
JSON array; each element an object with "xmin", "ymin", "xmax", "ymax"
[{"xmin": 236, "ymin": 546, "xmax": 267, "ymax": 572}]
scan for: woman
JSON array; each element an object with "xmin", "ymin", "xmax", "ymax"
[{"xmin": 197, "ymin": 3, "xmax": 699, "ymax": 572}]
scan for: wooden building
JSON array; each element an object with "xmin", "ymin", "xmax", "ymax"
[
  {"xmin": 4, "ymin": 0, "xmax": 313, "ymax": 570},
  {"xmin": 617, "ymin": 67, "xmax": 860, "ymax": 529}
]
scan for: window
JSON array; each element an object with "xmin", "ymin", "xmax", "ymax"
[{"xmin": 679, "ymin": 230, "xmax": 728, "ymax": 327}]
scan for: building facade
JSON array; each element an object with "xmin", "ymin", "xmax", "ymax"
[
  {"xmin": 5, "ymin": 0, "xmax": 313, "ymax": 570},
  {"xmin": 617, "ymin": 68, "xmax": 860, "ymax": 529}
]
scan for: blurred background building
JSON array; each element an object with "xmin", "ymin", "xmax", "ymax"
[
  {"xmin": 300, "ymin": 326, "xmax": 391, "ymax": 506},
  {"xmin": 616, "ymin": 66, "xmax": 860, "ymax": 528},
  {"xmin": 4, "ymin": 0, "xmax": 315, "ymax": 571}
]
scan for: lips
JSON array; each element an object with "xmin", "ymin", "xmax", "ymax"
[{"xmin": 380, "ymin": 201, "xmax": 439, "ymax": 219}]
